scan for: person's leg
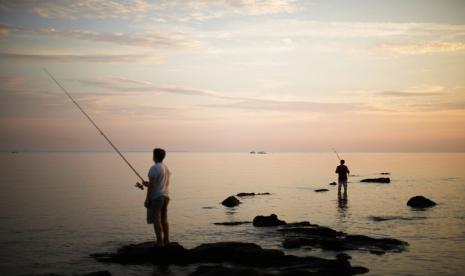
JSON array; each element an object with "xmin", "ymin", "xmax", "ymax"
[
  {"xmin": 338, "ymin": 180, "xmax": 342, "ymax": 195},
  {"xmin": 343, "ymin": 180, "xmax": 348, "ymax": 195},
  {"xmin": 161, "ymin": 197, "xmax": 170, "ymax": 245},
  {"xmin": 152, "ymin": 198, "xmax": 164, "ymax": 245}
]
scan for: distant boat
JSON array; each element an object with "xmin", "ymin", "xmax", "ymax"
[
  {"xmin": 11, "ymin": 151, "xmax": 19, "ymax": 154},
  {"xmin": 250, "ymin": 151, "xmax": 256, "ymax": 154}
]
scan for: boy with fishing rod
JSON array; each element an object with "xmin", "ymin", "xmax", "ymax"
[{"xmin": 44, "ymin": 69, "xmax": 172, "ymax": 246}]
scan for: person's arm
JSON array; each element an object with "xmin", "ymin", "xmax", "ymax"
[
  {"xmin": 335, "ymin": 166, "xmax": 339, "ymax": 174},
  {"xmin": 144, "ymin": 176, "xmax": 158, "ymax": 208}
]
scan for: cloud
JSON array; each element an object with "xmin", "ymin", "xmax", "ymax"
[
  {"xmin": 1, "ymin": 0, "xmax": 150, "ymax": 19},
  {"xmin": 76, "ymin": 77, "xmax": 222, "ymax": 97},
  {"xmin": 1, "ymin": 0, "xmax": 297, "ymax": 21},
  {"xmin": 158, "ymin": 0, "xmax": 298, "ymax": 21},
  {"xmin": 377, "ymin": 91, "xmax": 444, "ymax": 97},
  {"xmin": 378, "ymin": 41, "xmax": 465, "ymax": 55},
  {"xmin": 203, "ymin": 98, "xmax": 366, "ymax": 113},
  {"xmin": 0, "ymin": 52, "xmax": 155, "ymax": 63},
  {"xmin": 0, "ymin": 23, "xmax": 200, "ymax": 51}
]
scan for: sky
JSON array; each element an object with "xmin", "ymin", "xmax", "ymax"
[{"xmin": 0, "ymin": 0, "xmax": 464, "ymax": 152}]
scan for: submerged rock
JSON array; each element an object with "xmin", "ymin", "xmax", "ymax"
[
  {"xmin": 280, "ymin": 224, "xmax": 408, "ymax": 254},
  {"xmin": 221, "ymin": 196, "xmax": 241, "ymax": 207},
  {"xmin": 329, "ymin": 182, "xmax": 337, "ymax": 186},
  {"xmin": 369, "ymin": 216, "xmax": 427, "ymax": 222},
  {"xmin": 407, "ymin": 196, "xmax": 436, "ymax": 208},
  {"xmin": 92, "ymin": 241, "xmax": 368, "ymax": 274},
  {"xmin": 214, "ymin": 221, "xmax": 252, "ymax": 226},
  {"xmin": 360, "ymin": 178, "xmax": 390, "ymax": 183},
  {"xmin": 380, "ymin": 172, "xmax": 390, "ymax": 175},
  {"xmin": 236, "ymin": 192, "xmax": 271, "ymax": 197},
  {"xmin": 253, "ymin": 214, "xmax": 287, "ymax": 227},
  {"xmin": 314, "ymin": 189, "xmax": 329, "ymax": 192}
]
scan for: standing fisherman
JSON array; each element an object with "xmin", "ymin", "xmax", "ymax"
[
  {"xmin": 143, "ymin": 148, "xmax": 171, "ymax": 246},
  {"xmin": 335, "ymin": 160, "xmax": 350, "ymax": 196}
]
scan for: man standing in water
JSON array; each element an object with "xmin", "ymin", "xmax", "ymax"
[
  {"xmin": 144, "ymin": 148, "xmax": 171, "ymax": 246},
  {"xmin": 335, "ymin": 160, "xmax": 350, "ymax": 196}
]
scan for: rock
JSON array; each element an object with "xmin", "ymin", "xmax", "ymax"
[
  {"xmin": 214, "ymin": 221, "xmax": 252, "ymax": 226},
  {"xmin": 369, "ymin": 216, "xmax": 427, "ymax": 222},
  {"xmin": 91, "ymin": 242, "xmax": 190, "ymax": 264},
  {"xmin": 282, "ymin": 221, "xmax": 311, "ymax": 228},
  {"xmin": 380, "ymin": 172, "xmax": 390, "ymax": 175},
  {"xmin": 314, "ymin": 189, "xmax": 329, "ymax": 192},
  {"xmin": 360, "ymin": 178, "xmax": 390, "ymax": 183},
  {"xmin": 279, "ymin": 224, "xmax": 343, "ymax": 238},
  {"xmin": 81, "ymin": 272, "xmax": 111, "ymax": 276},
  {"xmin": 93, "ymin": 241, "xmax": 368, "ymax": 274},
  {"xmin": 190, "ymin": 265, "xmax": 260, "ymax": 276},
  {"xmin": 407, "ymin": 196, "xmax": 436, "ymax": 208},
  {"xmin": 236, "ymin": 192, "xmax": 271, "ymax": 197},
  {"xmin": 253, "ymin": 214, "xmax": 287, "ymax": 227},
  {"xmin": 221, "ymin": 196, "xmax": 241, "ymax": 207},
  {"xmin": 329, "ymin": 182, "xmax": 337, "ymax": 185},
  {"xmin": 280, "ymin": 225, "xmax": 408, "ymax": 253}
]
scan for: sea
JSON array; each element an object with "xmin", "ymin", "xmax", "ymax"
[{"xmin": 0, "ymin": 152, "xmax": 464, "ymax": 276}]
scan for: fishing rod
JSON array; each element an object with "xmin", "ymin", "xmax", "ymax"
[
  {"xmin": 43, "ymin": 68, "xmax": 145, "ymax": 190},
  {"xmin": 331, "ymin": 147, "xmax": 342, "ymax": 161}
]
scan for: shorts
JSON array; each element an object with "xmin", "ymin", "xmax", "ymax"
[
  {"xmin": 338, "ymin": 179, "xmax": 347, "ymax": 189},
  {"xmin": 147, "ymin": 196, "xmax": 170, "ymax": 224}
]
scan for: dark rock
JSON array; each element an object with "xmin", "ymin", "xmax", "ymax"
[
  {"xmin": 93, "ymin": 241, "xmax": 368, "ymax": 275},
  {"xmin": 380, "ymin": 172, "xmax": 390, "ymax": 175},
  {"xmin": 279, "ymin": 224, "xmax": 343, "ymax": 238},
  {"xmin": 22, "ymin": 271, "xmax": 112, "ymax": 276},
  {"xmin": 221, "ymin": 196, "xmax": 241, "ymax": 207},
  {"xmin": 360, "ymin": 178, "xmax": 390, "ymax": 183},
  {"xmin": 351, "ymin": 267, "xmax": 369, "ymax": 274},
  {"xmin": 91, "ymin": 242, "xmax": 190, "ymax": 264},
  {"xmin": 329, "ymin": 182, "xmax": 337, "ymax": 185},
  {"xmin": 314, "ymin": 189, "xmax": 329, "ymax": 192},
  {"xmin": 282, "ymin": 221, "xmax": 311, "ymax": 228},
  {"xmin": 236, "ymin": 192, "xmax": 271, "ymax": 197},
  {"xmin": 280, "ymin": 225, "xmax": 408, "ymax": 253},
  {"xmin": 214, "ymin": 221, "xmax": 252, "ymax": 226},
  {"xmin": 80, "ymin": 272, "xmax": 111, "ymax": 276},
  {"xmin": 369, "ymin": 215, "xmax": 427, "ymax": 222},
  {"xmin": 407, "ymin": 196, "xmax": 436, "ymax": 208},
  {"xmin": 190, "ymin": 265, "xmax": 260, "ymax": 276},
  {"xmin": 253, "ymin": 214, "xmax": 287, "ymax": 227}
]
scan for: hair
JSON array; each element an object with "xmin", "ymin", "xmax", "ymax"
[
  {"xmin": 153, "ymin": 148, "xmax": 166, "ymax": 162},
  {"xmin": 340, "ymin": 159, "xmax": 345, "ymax": 165}
]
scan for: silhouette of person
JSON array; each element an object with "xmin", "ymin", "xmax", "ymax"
[
  {"xmin": 143, "ymin": 148, "xmax": 171, "ymax": 246},
  {"xmin": 335, "ymin": 159, "xmax": 350, "ymax": 196}
]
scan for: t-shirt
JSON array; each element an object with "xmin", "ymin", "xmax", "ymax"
[
  {"xmin": 148, "ymin": 162, "xmax": 171, "ymax": 199},
  {"xmin": 335, "ymin": 164, "xmax": 350, "ymax": 181}
]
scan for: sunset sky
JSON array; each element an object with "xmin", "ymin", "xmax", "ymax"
[{"xmin": 1, "ymin": 0, "xmax": 464, "ymax": 152}]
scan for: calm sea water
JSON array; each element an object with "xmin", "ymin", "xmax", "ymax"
[{"xmin": 0, "ymin": 152, "xmax": 464, "ymax": 275}]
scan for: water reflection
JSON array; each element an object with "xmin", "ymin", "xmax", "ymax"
[{"xmin": 336, "ymin": 193, "xmax": 349, "ymax": 225}]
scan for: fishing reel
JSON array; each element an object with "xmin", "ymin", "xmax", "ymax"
[{"xmin": 135, "ymin": 182, "xmax": 144, "ymax": 190}]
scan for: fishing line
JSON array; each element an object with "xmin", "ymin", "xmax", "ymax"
[{"xmin": 43, "ymin": 68, "xmax": 145, "ymax": 190}]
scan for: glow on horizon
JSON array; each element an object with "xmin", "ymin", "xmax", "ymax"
[{"xmin": 0, "ymin": 0, "xmax": 464, "ymax": 152}]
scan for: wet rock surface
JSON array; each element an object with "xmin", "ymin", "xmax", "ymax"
[
  {"xmin": 360, "ymin": 178, "xmax": 390, "ymax": 183},
  {"xmin": 214, "ymin": 221, "xmax": 252, "ymax": 226},
  {"xmin": 92, "ymin": 242, "xmax": 368, "ymax": 275},
  {"xmin": 236, "ymin": 192, "xmax": 271, "ymax": 197},
  {"xmin": 280, "ymin": 224, "xmax": 408, "ymax": 254},
  {"xmin": 407, "ymin": 196, "xmax": 436, "ymax": 208},
  {"xmin": 253, "ymin": 214, "xmax": 287, "ymax": 227},
  {"xmin": 221, "ymin": 196, "xmax": 241, "ymax": 207}
]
